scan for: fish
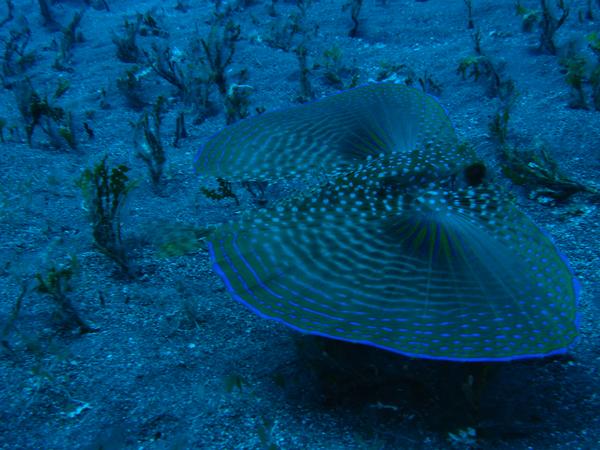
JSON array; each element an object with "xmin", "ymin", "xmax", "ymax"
[{"xmin": 197, "ymin": 83, "xmax": 579, "ymax": 362}]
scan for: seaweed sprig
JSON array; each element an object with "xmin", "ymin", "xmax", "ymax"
[
  {"xmin": 201, "ymin": 20, "xmax": 241, "ymax": 96},
  {"xmin": 14, "ymin": 79, "xmax": 76, "ymax": 149},
  {"xmin": 342, "ymin": 0, "xmax": 363, "ymax": 38},
  {"xmin": 34, "ymin": 256, "xmax": 97, "ymax": 334},
  {"xmin": 201, "ymin": 177, "xmax": 239, "ymax": 205},
  {"xmin": 133, "ymin": 96, "xmax": 167, "ymax": 190},
  {"xmin": 77, "ymin": 157, "xmax": 136, "ymax": 275},
  {"xmin": 501, "ymin": 145, "xmax": 597, "ymax": 204}
]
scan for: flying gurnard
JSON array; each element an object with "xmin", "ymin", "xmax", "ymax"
[{"xmin": 195, "ymin": 83, "xmax": 579, "ymax": 362}]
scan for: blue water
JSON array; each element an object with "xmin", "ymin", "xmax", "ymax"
[{"xmin": 0, "ymin": 1, "xmax": 598, "ymax": 449}]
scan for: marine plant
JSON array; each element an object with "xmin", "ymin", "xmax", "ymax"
[
  {"xmin": 195, "ymin": 83, "xmax": 580, "ymax": 362},
  {"xmin": 133, "ymin": 96, "xmax": 167, "ymax": 190},
  {"xmin": 201, "ymin": 20, "xmax": 241, "ymax": 96},
  {"xmin": 264, "ymin": 10, "xmax": 304, "ymax": 51},
  {"xmin": 14, "ymin": 79, "xmax": 77, "ymax": 150},
  {"xmin": 267, "ymin": 0, "xmax": 277, "ymax": 17},
  {"xmin": 321, "ymin": 44, "xmax": 344, "ymax": 88},
  {"xmin": 87, "ymin": 0, "xmax": 110, "ymax": 11},
  {"xmin": 54, "ymin": 78, "xmax": 70, "ymax": 99},
  {"xmin": 562, "ymin": 54, "xmax": 588, "ymax": 109},
  {"xmin": 147, "ymin": 44, "xmax": 187, "ymax": 95},
  {"xmin": 538, "ymin": 0, "xmax": 569, "ymax": 54},
  {"xmin": 515, "ymin": 1, "xmax": 541, "ymax": 32},
  {"xmin": 175, "ymin": 0, "xmax": 189, "ymax": 13},
  {"xmin": 147, "ymin": 39, "xmax": 215, "ymax": 122},
  {"xmin": 489, "ymin": 105, "xmax": 511, "ymax": 145},
  {"xmin": 112, "ymin": 15, "xmax": 141, "ymax": 63},
  {"xmin": 256, "ymin": 416, "xmax": 279, "ymax": 450},
  {"xmin": 34, "ymin": 256, "xmax": 96, "ymax": 334},
  {"xmin": 583, "ymin": 0, "xmax": 594, "ymax": 20},
  {"xmin": 53, "ymin": 11, "xmax": 84, "ymax": 71},
  {"xmin": 516, "ymin": 0, "xmax": 569, "ymax": 53},
  {"xmin": 587, "ymin": 32, "xmax": 600, "ymax": 110},
  {"xmin": 138, "ymin": 12, "xmax": 169, "ymax": 38},
  {"xmin": 200, "ymin": 177, "xmax": 239, "ymax": 205},
  {"xmin": 464, "ymin": 0, "xmax": 474, "ymax": 29},
  {"xmin": 457, "ymin": 30, "xmax": 513, "ymax": 98},
  {"xmin": 155, "ymin": 223, "xmax": 211, "ymax": 258},
  {"xmin": 501, "ymin": 144, "xmax": 596, "ymax": 203},
  {"xmin": 489, "ymin": 80, "xmax": 519, "ymax": 145},
  {"xmin": 0, "ymin": 0, "xmax": 13, "ymax": 27},
  {"xmin": 457, "ymin": 54, "xmax": 500, "ymax": 96},
  {"xmin": 0, "ymin": 282, "xmax": 27, "ymax": 353},
  {"xmin": 173, "ymin": 111, "xmax": 187, "ymax": 147},
  {"xmin": 342, "ymin": 0, "xmax": 363, "ymax": 38},
  {"xmin": 1, "ymin": 23, "xmax": 36, "ymax": 88},
  {"xmin": 77, "ymin": 157, "xmax": 135, "ymax": 276},
  {"xmin": 590, "ymin": 66, "xmax": 600, "ymax": 110},
  {"xmin": 223, "ymin": 372, "xmax": 245, "ymax": 393},
  {"xmin": 241, "ymin": 180, "xmax": 269, "ymax": 207},
  {"xmin": 320, "ymin": 44, "xmax": 359, "ymax": 89},
  {"xmin": 295, "ymin": 43, "xmax": 314, "ymax": 102},
  {"xmin": 116, "ymin": 66, "xmax": 146, "ymax": 110},
  {"xmin": 224, "ymin": 83, "xmax": 252, "ymax": 124},
  {"xmin": 37, "ymin": 0, "xmax": 58, "ymax": 29}
]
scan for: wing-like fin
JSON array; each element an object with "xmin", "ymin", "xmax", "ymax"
[
  {"xmin": 195, "ymin": 84, "xmax": 464, "ymax": 182},
  {"xmin": 209, "ymin": 175, "xmax": 578, "ymax": 361}
]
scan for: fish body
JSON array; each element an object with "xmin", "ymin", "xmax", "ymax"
[{"xmin": 198, "ymin": 84, "xmax": 579, "ymax": 362}]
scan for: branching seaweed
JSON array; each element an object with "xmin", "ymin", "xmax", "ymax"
[
  {"xmin": 0, "ymin": 0, "xmax": 14, "ymax": 27},
  {"xmin": 587, "ymin": 32, "xmax": 600, "ymax": 110},
  {"xmin": 133, "ymin": 96, "xmax": 167, "ymax": 190},
  {"xmin": 14, "ymin": 79, "xmax": 76, "ymax": 149},
  {"xmin": 489, "ymin": 81, "xmax": 519, "ymax": 145},
  {"xmin": 147, "ymin": 42, "xmax": 213, "ymax": 122},
  {"xmin": 77, "ymin": 157, "xmax": 136, "ymax": 275},
  {"xmin": 501, "ymin": 145, "xmax": 598, "ymax": 204},
  {"xmin": 1, "ymin": 20, "xmax": 35, "ymax": 87},
  {"xmin": 201, "ymin": 177, "xmax": 239, "ymax": 205},
  {"xmin": 112, "ymin": 15, "xmax": 142, "ymax": 63},
  {"xmin": 464, "ymin": 0, "xmax": 474, "ymax": 29},
  {"xmin": 0, "ymin": 282, "xmax": 27, "ymax": 354},
  {"xmin": 320, "ymin": 45, "xmax": 359, "ymax": 89},
  {"xmin": 457, "ymin": 30, "xmax": 512, "ymax": 98},
  {"xmin": 173, "ymin": 111, "xmax": 187, "ymax": 147},
  {"xmin": 54, "ymin": 11, "xmax": 85, "ymax": 71},
  {"xmin": 224, "ymin": 83, "xmax": 252, "ymax": 124},
  {"xmin": 154, "ymin": 223, "xmax": 212, "ymax": 257},
  {"xmin": 201, "ymin": 20, "xmax": 241, "ymax": 96},
  {"xmin": 539, "ymin": 0, "xmax": 569, "ymax": 54},
  {"xmin": 295, "ymin": 43, "xmax": 314, "ymax": 103},
  {"xmin": 147, "ymin": 44, "xmax": 187, "ymax": 93},
  {"xmin": 38, "ymin": 0, "xmax": 59, "ymax": 29},
  {"xmin": 516, "ymin": 0, "xmax": 568, "ymax": 53},
  {"xmin": 539, "ymin": 0, "xmax": 569, "ymax": 55},
  {"xmin": 343, "ymin": 0, "xmax": 363, "ymax": 38},
  {"xmin": 116, "ymin": 66, "xmax": 147, "ymax": 110},
  {"xmin": 515, "ymin": 1, "xmax": 541, "ymax": 32},
  {"xmin": 561, "ymin": 54, "xmax": 588, "ymax": 109},
  {"xmin": 34, "ymin": 256, "xmax": 97, "ymax": 334}
]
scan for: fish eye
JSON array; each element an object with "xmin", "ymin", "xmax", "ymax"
[{"xmin": 464, "ymin": 162, "xmax": 487, "ymax": 186}]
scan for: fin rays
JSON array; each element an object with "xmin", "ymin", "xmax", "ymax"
[{"xmin": 199, "ymin": 84, "xmax": 579, "ymax": 362}]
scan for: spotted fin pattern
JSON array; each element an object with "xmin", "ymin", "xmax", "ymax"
[
  {"xmin": 195, "ymin": 83, "xmax": 467, "ymax": 182},
  {"xmin": 199, "ymin": 84, "xmax": 579, "ymax": 361}
]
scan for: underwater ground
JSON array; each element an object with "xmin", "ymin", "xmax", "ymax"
[{"xmin": 0, "ymin": 0, "xmax": 599, "ymax": 449}]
